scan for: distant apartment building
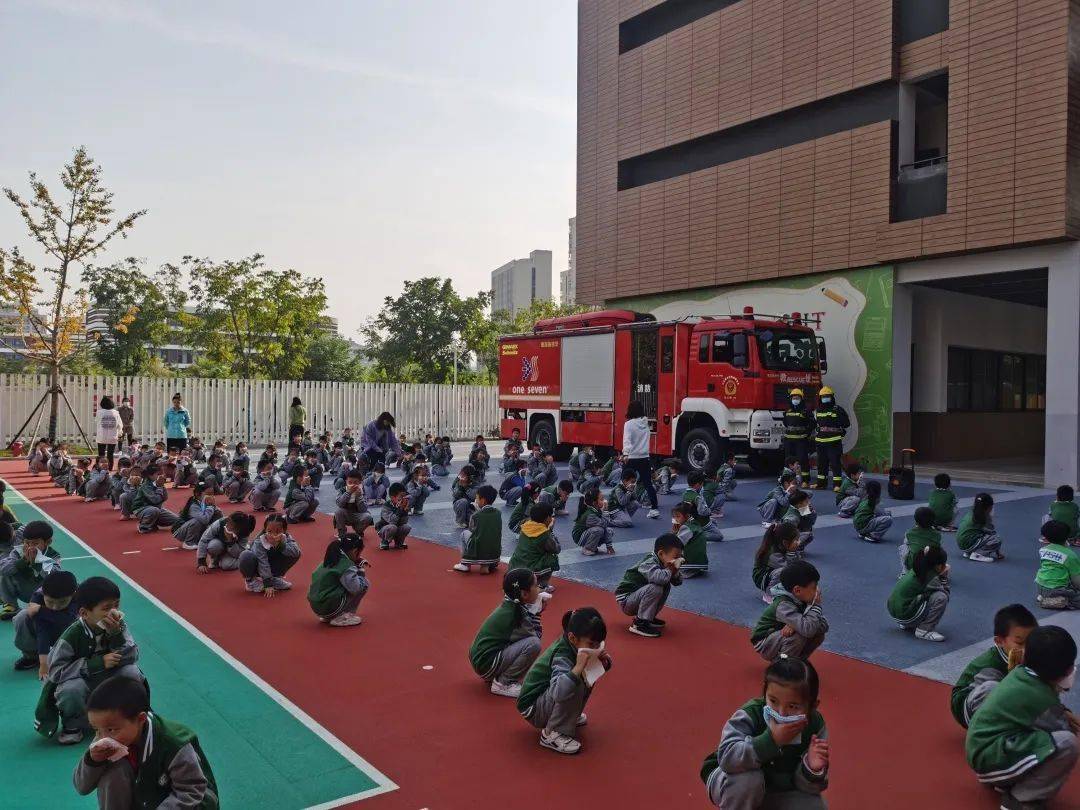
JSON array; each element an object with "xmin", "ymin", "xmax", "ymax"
[
  {"xmin": 560, "ymin": 217, "xmax": 577, "ymax": 305},
  {"xmin": 491, "ymin": 250, "xmax": 553, "ymax": 316}
]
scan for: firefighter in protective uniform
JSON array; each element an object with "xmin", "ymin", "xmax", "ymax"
[
  {"xmin": 782, "ymin": 388, "xmax": 814, "ymax": 474},
  {"xmin": 812, "ymin": 386, "xmax": 849, "ymax": 492}
]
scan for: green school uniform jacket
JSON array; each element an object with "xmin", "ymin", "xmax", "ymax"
[
  {"xmin": 928, "ymin": 488, "xmax": 957, "ymax": 526},
  {"xmin": 1049, "ymin": 501, "xmax": 1080, "ymax": 540},
  {"xmin": 1035, "ymin": 542, "xmax": 1080, "ymax": 590},
  {"xmin": 956, "ymin": 512, "xmax": 993, "ymax": 552},
  {"xmin": 702, "ymin": 479, "xmax": 720, "ymax": 506},
  {"xmin": 517, "ymin": 635, "xmax": 576, "ymax": 715},
  {"xmin": 469, "ymin": 598, "xmax": 524, "ymax": 679},
  {"xmin": 131, "ymin": 481, "xmax": 166, "ymax": 513},
  {"xmin": 4, "ymin": 544, "xmax": 61, "ymax": 588},
  {"xmin": 507, "ymin": 520, "xmax": 560, "ymax": 576},
  {"xmin": 615, "ymin": 552, "xmax": 672, "ymax": 598},
  {"xmin": 571, "ymin": 505, "xmax": 601, "ymax": 545},
  {"xmin": 781, "ymin": 505, "xmax": 813, "ymax": 533},
  {"xmin": 508, "ymin": 488, "xmax": 535, "ymax": 528},
  {"xmin": 463, "ymin": 505, "xmax": 502, "ymax": 564},
  {"xmin": 75, "ymin": 713, "xmax": 219, "ymax": 809},
  {"xmin": 951, "ymin": 646, "xmax": 1009, "ymax": 728},
  {"xmin": 677, "ymin": 521, "xmax": 708, "ymax": 572},
  {"xmin": 966, "ymin": 666, "xmax": 1068, "ymax": 781},
  {"xmin": 681, "ymin": 488, "xmax": 710, "ymax": 525},
  {"xmin": 700, "ymin": 698, "xmax": 827, "ymax": 794},
  {"xmin": 852, "ymin": 499, "xmax": 876, "ymax": 533},
  {"xmin": 835, "ymin": 476, "xmax": 859, "ymax": 504},
  {"xmin": 903, "ymin": 525, "xmax": 942, "ymax": 570},
  {"xmin": 751, "ymin": 593, "xmax": 809, "ymax": 645},
  {"xmin": 887, "ymin": 570, "xmax": 934, "ymax": 623},
  {"xmin": 306, "ymin": 555, "xmax": 353, "ymax": 616}
]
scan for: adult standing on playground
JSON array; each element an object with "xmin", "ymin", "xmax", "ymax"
[
  {"xmin": 288, "ymin": 396, "xmax": 307, "ymax": 445},
  {"xmin": 812, "ymin": 386, "xmax": 849, "ymax": 492},
  {"xmin": 117, "ymin": 396, "xmax": 135, "ymax": 451},
  {"xmin": 623, "ymin": 400, "xmax": 660, "ymax": 519},
  {"xmin": 782, "ymin": 388, "xmax": 815, "ymax": 474},
  {"xmin": 163, "ymin": 392, "xmax": 192, "ymax": 452},
  {"xmin": 361, "ymin": 412, "xmax": 401, "ymax": 468},
  {"xmin": 95, "ymin": 396, "xmax": 121, "ymax": 470}
]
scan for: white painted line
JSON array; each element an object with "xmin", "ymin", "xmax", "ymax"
[
  {"xmin": 1, "ymin": 478, "xmax": 398, "ymax": 804},
  {"xmin": 122, "ymin": 550, "xmax": 141, "ymax": 555},
  {"xmin": 161, "ymin": 546, "xmax": 179, "ymax": 551},
  {"xmin": 58, "ymin": 554, "xmax": 95, "ymax": 561}
]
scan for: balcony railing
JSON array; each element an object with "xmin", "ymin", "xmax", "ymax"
[{"xmin": 895, "ymin": 156, "xmax": 947, "ymax": 221}]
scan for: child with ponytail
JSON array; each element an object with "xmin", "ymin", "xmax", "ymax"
[
  {"xmin": 957, "ymin": 493, "xmax": 1005, "ymax": 563},
  {"xmin": 517, "ymin": 607, "xmax": 612, "ymax": 755},
  {"xmin": 887, "ymin": 544, "xmax": 950, "ymax": 642},
  {"xmin": 306, "ymin": 533, "xmax": 369, "ymax": 627},
  {"xmin": 172, "ymin": 483, "xmax": 222, "ymax": 550},
  {"xmin": 752, "ymin": 523, "xmax": 801, "ymax": 603},
  {"xmin": 195, "ymin": 511, "xmax": 256, "ymax": 573},
  {"xmin": 572, "ymin": 486, "xmax": 615, "ymax": 556},
  {"xmin": 701, "ymin": 657, "xmax": 829, "ymax": 808},
  {"xmin": 468, "ymin": 567, "xmax": 545, "ymax": 697},
  {"xmin": 852, "ymin": 479, "xmax": 893, "ymax": 543}
]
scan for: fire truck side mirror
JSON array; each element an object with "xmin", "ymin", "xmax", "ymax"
[
  {"xmin": 732, "ymin": 333, "xmax": 748, "ymax": 369},
  {"xmin": 816, "ymin": 336, "xmax": 828, "ymax": 374}
]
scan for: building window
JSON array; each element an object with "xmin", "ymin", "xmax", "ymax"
[
  {"xmin": 947, "ymin": 347, "xmax": 1045, "ymax": 412},
  {"xmin": 897, "ymin": 0, "xmax": 949, "ymax": 46},
  {"xmin": 894, "ymin": 73, "xmax": 948, "ymax": 222},
  {"xmin": 530, "ymin": 267, "xmax": 536, "ymax": 302}
]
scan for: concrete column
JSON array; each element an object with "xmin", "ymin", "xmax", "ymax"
[
  {"xmin": 1046, "ymin": 249, "xmax": 1080, "ymax": 487},
  {"xmin": 891, "ymin": 283, "xmax": 913, "ymax": 413}
]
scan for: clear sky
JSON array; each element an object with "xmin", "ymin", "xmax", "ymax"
[{"xmin": 0, "ymin": 0, "xmax": 577, "ymax": 338}]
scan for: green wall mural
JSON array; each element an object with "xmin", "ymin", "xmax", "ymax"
[{"xmin": 609, "ymin": 265, "xmax": 895, "ymax": 471}]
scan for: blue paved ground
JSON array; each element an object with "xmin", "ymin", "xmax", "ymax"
[{"xmin": 311, "ymin": 460, "xmax": 1080, "ymax": 711}]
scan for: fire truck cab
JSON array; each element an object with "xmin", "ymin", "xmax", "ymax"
[{"xmin": 497, "ymin": 308, "xmax": 827, "ymax": 472}]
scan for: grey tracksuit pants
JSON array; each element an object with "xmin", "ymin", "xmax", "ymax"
[
  {"xmin": 994, "ymin": 730, "xmax": 1079, "ymax": 803},
  {"xmin": 896, "ymin": 589, "xmax": 949, "ymax": 633},
  {"xmin": 174, "ymin": 514, "xmax": 215, "ymax": 548},
  {"xmin": 617, "ymin": 583, "xmax": 670, "ymax": 622},
  {"xmin": 334, "ymin": 509, "xmax": 373, "ymax": 537},
  {"xmin": 856, "ymin": 514, "xmax": 893, "ymax": 543},
  {"xmin": 250, "ymin": 487, "xmax": 279, "ymax": 510},
  {"xmin": 379, "ymin": 523, "xmax": 410, "ymax": 547},
  {"xmin": 966, "ymin": 531, "xmax": 1003, "ymax": 557},
  {"xmin": 759, "ymin": 499, "xmax": 783, "ymax": 523},
  {"xmin": 225, "ymin": 479, "xmax": 254, "ymax": 502},
  {"xmin": 706, "ymin": 770, "xmax": 826, "ymax": 809},
  {"xmin": 13, "ymin": 607, "xmax": 40, "ymax": 656},
  {"xmin": 205, "ymin": 539, "xmax": 241, "ymax": 571},
  {"xmin": 453, "ymin": 498, "xmax": 474, "ymax": 525},
  {"xmin": 578, "ymin": 527, "xmax": 615, "ymax": 553},
  {"xmin": 119, "ymin": 492, "xmax": 137, "ymax": 518},
  {"xmin": 238, "ymin": 550, "xmax": 298, "ymax": 581},
  {"xmin": 84, "ymin": 478, "xmax": 111, "ymax": 501},
  {"xmin": 836, "ymin": 495, "xmax": 860, "ymax": 518},
  {"xmin": 502, "ymin": 486, "xmax": 523, "ymax": 506},
  {"xmin": 286, "ymin": 498, "xmax": 318, "ymax": 523},
  {"xmin": 525, "ymin": 677, "xmax": 589, "ymax": 738},
  {"xmin": 0, "ymin": 574, "xmax": 36, "ymax": 607},
  {"xmin": 138, "ymin": 506, "xmax": 178, "ymax": 531},
  {"xmin": 491, "ymin": 636, "xmax": 542, "ymax": 684},
  {"xmin": 755, "ymin": 629, "xmax": 826, "ymax": 662},
  {"xmin": 1037, "ymin": 583, "xmax": 1080, "ymax": 610}
]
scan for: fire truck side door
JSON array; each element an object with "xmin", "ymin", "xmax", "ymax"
[{"xmin": 654, "ymin": 324, "xmax": 679, "ymax": 455}]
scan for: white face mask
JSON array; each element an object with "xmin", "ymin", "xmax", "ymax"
[
  {"xmin": 790, "ymin": 397, "xmax": 802, "ymax": 407},
  {"xmin": 1058, "ymin": 665, "xmax": 1076, "ymax": 692},
  {"xmin": 798, "ymin": 505, "xmax": 812, "ymax": 516}
]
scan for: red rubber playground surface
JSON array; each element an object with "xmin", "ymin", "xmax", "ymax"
[{"xmin": 5, "ymin": 461, "xmax": 1079, "ymax": 809}]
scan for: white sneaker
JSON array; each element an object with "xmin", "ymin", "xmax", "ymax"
[
  {"xmin": 761, "ymin": 521, "xmax": 772, "ymax": 528},
  {"xmin": 330, "ymin": 613, "xmax": 362, "ymax": 627},
  {"xmin": 646, "ymin": 509, "xmax": 660, "ymax": 519},
  {"xmin": 490, "ymin": 679, "xmax": 521, "ymax": 698},
  {"xmin": 577, "ymin": 712, "xmax": 588, "ymax": 727},
  {"xmin": 762, "ymin": 592, "xmax": 773, "ymax": 604},
  {"xmin": 245, "ymin": 578, "xmax": 265, "ymax": 593},
  {"xmin": 452, "ymin": 563, "xmax": 470, "ymax": 573},
  {"xmin": 270, "ymin": 577, "xmax": 292, "ymax": 590},
  {"xmin": 969, "ymin": 552, "xmax": 995, "ymax": 563},
  {"xmin": 182, "ymin": 540, "xmax": 198, "ymax": 551},
  {"xmin": 540, "ymin": 730, "xmax": 581, "ymax": 755},
  {"xmin": 915, "ymin": 628, "xmax": 945, "ymax": 642},
  {"xmin": 581, "ymin": 548, "xmax": 596, "ymax": 556}
]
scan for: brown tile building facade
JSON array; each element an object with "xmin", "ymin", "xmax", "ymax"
[
  {"xmin": 574, "ymin": 0, "xmax": 1080, "ymax": 485},
  {"xmin": 576, "ymin": 0, "xmax": 1074, "ymax": 303}
]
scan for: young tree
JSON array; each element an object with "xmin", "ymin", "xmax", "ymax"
[
  {"xmin": 359, "ymin": 277, "xmax": 488, "ymax": 383},
  {"xmin": 82, "ymin": 258, "xmax": 180, "ymax": 376},
  {"xmin": 0, "ymin": 147, "xmax": 145, "ymax": 441},
  {"xmin": 176, "ymin": 254, "xmax": 327, "ymax": 379},
  {"xmin": 303, "ymin": 333, "xmax": 364, "ymax": 382}
]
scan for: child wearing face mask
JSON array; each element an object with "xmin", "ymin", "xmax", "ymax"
[
  {"xmin": 781, "ymin": 490, "xmax": 816, "ymax": 550},
  {"xmin": 957, "ymin": 492, "xmax": 1004, "ymax": 563},
  {"xmin": 172, "ymin": 484, "xmax": 222, "ymax": 550},
  {"xmin": 751, "ymin": 560, "xmax": 828, "ymax": 661},
  {"xmin": 469, "ymin": 567, "xmax": 544, "ymax": 698},
  {"xmin": 517, "ymin": 607, "xmax": 612, "ymax": 755},
  {"xmin": 672, "ymin": 502, "xmax": 708, "ymax": 579},
  {"xmin": 454, "ymin": 485, "xmax": 502, "ymax": 574},
  {"xmin": 701, "ymin": 656, "xmax": 829, "ymax": 809},
  {"xmin": 966, "ymin": 625, "xmax": 1080, "ymax": 807},
  {"xmin": 363, "ymin": 463, "xmax": 388, "ymax": 506},
  {"xmin": 951, "ymin": 603, "xmax": 1038, "ymax": 728},
  {"xmin": 250, "ymin": 460, "xmax": 282, "ymax": 512},
  {"xmin": 196, "ymin": 512, "xmax": 256, "ymax": 573},
  {"xmin": 834, "ymin": 464, "xmax": 864, "ymax": 518},
  {"xmin": 758, "ymin": 472, "xmax": 797, "ymax": 526}
]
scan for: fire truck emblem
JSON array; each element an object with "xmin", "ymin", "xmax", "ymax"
[
  {"xmin": 723, "ymin": 376, "xmax": 739, "ymax": 397},
  {"xmin": 521, "ymin": 356, "xmax": 540, "ymax": 383}
]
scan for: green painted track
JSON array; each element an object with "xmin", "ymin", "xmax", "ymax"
[{"xmin": 0, "ymin": 482, "xmax": 394, "ymax": 809}]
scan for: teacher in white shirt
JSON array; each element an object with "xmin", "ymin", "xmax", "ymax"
[
  {"xmin": 95, "ymin": 396, "xmax": 121, "ymax": 470},
  {"xmin": 622, "ymin": 400, "xmax": 659, "ymax": 518}
]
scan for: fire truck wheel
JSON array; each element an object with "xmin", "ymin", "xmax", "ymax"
[
  {"xmin": 681, "ymin": 428, "xmax": 722, "ymax": 473},
  {"xmin": 529, "ymin": 418, "xmax": 558, "ymax": 457}
]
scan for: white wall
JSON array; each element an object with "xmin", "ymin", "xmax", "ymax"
[{"xmin": 909, "ymin": 285, "xmax": 1046, "ymax": 413}]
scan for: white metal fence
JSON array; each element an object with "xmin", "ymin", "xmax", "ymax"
[{"xmin": 0, "ymin": 374, "xmax": 499, "ymax": 447}]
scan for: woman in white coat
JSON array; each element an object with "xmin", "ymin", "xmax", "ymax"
[
  {"xmin": 95, "ymin": 395, "xmax": 122, "ymax": 470},
  {"xmin": 622, "ymin": 400, "xmax": 660, "ymax": 518}
]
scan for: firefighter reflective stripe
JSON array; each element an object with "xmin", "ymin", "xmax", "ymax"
[
  {"xmin": 814, "ymin": 408, "xmax": 848, "ymax": 442},
  {"xmin": 783, "ymin": 410, "xmax": 811, "ymax": 440}
]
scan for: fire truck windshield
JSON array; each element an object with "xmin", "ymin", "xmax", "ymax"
[{"xmin": 755, "ymin": 329, "xmax": 819, "ymax": 372}]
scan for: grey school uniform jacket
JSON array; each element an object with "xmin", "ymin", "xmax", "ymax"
[
  {"xmin": 48, "ymin": 617, "xmax": 140, "ymax": 687},
  {"xmin": 196, "ymin": 519, "xmax": 247, "ymax": 567}
]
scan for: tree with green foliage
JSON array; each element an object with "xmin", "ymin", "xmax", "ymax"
[
  {"xmin": 82, "ymin": 258, "xmax": 184, "ymax": 376},
  {"xmin": 359, "ymin": 277, "xmax": 488, "ymax": 384},
  {"xmin": 303, "ymin": 333, "xmax": 364, "ymax": 382},
  {"xmin": 0, "ymin": 147, "xmax": 144, "ymax": 441},
  {"xmin": 174, "ymin": 254, "xmax": 327, "ymax": 380},
  {"xmin": 463, "ymin": 299, "xmax": 594, "ymax": 383}
]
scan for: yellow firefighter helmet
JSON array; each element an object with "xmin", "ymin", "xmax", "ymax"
[
  {"xmin": 789, "ymin": 388, "xmax": 804, "ymax": 397},
  {"xmin": 819, "ymin": 386, "xmax": 835, "ymax": 396}
]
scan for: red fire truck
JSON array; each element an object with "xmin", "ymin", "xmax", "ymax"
[{"xmin": 497, "ymin": 308, "xmax": 828, "ymax": 471}]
